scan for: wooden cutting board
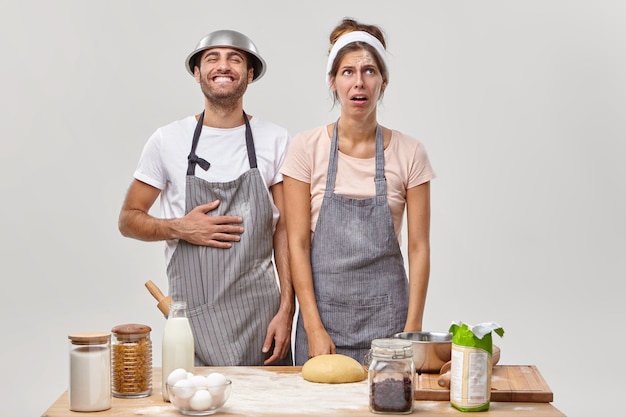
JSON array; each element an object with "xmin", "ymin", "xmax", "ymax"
[{"xmin": 415, "ymin": 365, "xmax": 554, "ymax": 402}]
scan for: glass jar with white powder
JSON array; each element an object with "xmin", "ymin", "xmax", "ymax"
[{"xmin": 68, "ymin": 331, "xmax": 111, "ymax": 412}]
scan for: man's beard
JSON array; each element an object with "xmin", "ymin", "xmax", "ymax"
[{"xmin": 199, "ymin": 73, "xmax": 248, "ymax": 111}]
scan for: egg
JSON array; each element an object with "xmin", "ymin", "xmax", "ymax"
[
  {"xmin": 172, "ymin": 378, "xmax": 195, "ymax": 399},
  {"xmin": 190, "ymin": 374, "xmax": 209, "ymax": 388},
  {"xmin": 166, "ymin": 368, "xmax": 188, "ymax": 387},
  {"xmin": 170, "ymin": 391, "xmax": 190, "ymax": 410},
  {"xmin": 210, "ymin": 390, "xmax": 226, "ymax": 408},
  {"xmin": 206, "ymin": 372, "xmax": 227, "ymax": 390},
  {"xmin": 189, "ymin": 389, "xmax": 213, "ymax": 411}
]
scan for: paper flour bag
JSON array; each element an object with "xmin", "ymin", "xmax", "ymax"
[{"xmin": 448, "ymin": 321, "xmax": 504, "ymax": 412}]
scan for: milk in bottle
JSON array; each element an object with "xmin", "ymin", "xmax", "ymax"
[{"xmin": 161, "ymin": 301, "xmax": 194, "ymax": 401}]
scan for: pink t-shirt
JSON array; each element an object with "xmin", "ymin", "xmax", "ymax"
[{"xmin": 280, "ymin": 125, "xmax": 435, "ymax": 240}]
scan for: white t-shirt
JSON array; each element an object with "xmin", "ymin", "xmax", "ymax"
[{"xmin": 134, "ymin": 115, "xmax": 290, "ymax": 264}]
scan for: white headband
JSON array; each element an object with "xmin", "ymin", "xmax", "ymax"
[{"xmin": 326, "ymin": 31, "xmax": 388, "ymax": 86}]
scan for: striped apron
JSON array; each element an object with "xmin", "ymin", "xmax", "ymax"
[
  {"xmin": 294, "ymin": 121, "xmax": 409, "ymax": 365},
  {"xmin": 167, "ymin": 111, "xmax": 290, "ymax": 366}
]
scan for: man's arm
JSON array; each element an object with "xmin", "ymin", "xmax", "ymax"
[{"xmin": 118, "ymin": 179, "xmax": 244, "ymax": 248}]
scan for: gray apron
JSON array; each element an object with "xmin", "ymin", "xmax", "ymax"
[
  {"xmin": 294, "ymin": 121, "xmax": 409, "ymax": 365},
  {"xmin": 167, "ymin": 111, "xmax": 291, "ymax": 366}
]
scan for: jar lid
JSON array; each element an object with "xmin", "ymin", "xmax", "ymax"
[
  {"xmin": 68, "ymin": 332, "xmax": 111, "ymax": 345},
  {"xmin": 370, "ymin": 338, "xmax": 413, "ymax": 359},
  {"xmin": 111, "ymin": 323, "xmax": 152, "ymax": 335}
]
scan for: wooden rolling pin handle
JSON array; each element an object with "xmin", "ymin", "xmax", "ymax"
[
  {"xmin": 492, "ymin": 345, "xmax": 501, "ymax": 365},
  {"xmin": 438, "ymin": 361, "xmax": 452, "ymax": 387},
  {"xmin": 145, "ymin": 280, "xmax": 173, "ymax": 317},
  {"xmin": 145, "ymin": 280, "xmax": 166, "ymax": 299},
  {"xmin": 438, "ymin": 371, "xmax": 451, "ymax": 387}
]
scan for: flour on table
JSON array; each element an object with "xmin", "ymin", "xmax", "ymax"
[{"xmin": 219, "ymin": 368, "xmax": 369, "ymax": 415}]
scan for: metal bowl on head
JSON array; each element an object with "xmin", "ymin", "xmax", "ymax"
[
  {"xmin": 393, "ymin": 331, "xmax": 452, "ymax": 373},
  {"xmin": 184, "ymin": 30, "xmax": 266, "ymax": 81}
]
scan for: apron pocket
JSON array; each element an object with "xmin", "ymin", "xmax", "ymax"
[{"xmin": 317, "ymin": 294, "xmax": 394, "ymax": 348}]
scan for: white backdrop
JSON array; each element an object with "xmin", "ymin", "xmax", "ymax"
[{"xmin": 1, "ymin": 1, "xmax": 624, "ymax": 416}]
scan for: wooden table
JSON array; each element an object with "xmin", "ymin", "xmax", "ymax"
[{"xmin": 42, "ymin": 367, "xmax": 566, "ymax": 417}]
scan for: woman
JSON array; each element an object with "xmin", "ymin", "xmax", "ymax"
[{"xmin": 281, "ymin": 18, "xmax": 435, "ymax": 365}]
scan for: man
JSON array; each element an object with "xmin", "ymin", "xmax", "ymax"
[{"xmin": 119, "ymin": 30, "xmax": 293, "ymax": 366}]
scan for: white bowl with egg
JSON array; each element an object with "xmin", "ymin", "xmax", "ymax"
[{"xmin": 166, "ymin": 369, "xmax": 232, "ymax": 416}]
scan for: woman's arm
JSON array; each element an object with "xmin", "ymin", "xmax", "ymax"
[
  {"xmin": 283, "ymin": 176, "xmax": 336, "ymax": 357},
  {"xmin": 404, "ymin": 181, "xmax": 431, "ymax": 332}
]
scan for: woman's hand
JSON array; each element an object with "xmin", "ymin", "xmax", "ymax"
[{"xmin": 306, "ymin": 327, "xmax": 336, "ymax": 358}]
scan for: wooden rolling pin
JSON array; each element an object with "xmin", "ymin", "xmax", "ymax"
[
  {"xmin": 437, "ymin": 345, "xmax": 501, "ymax": 388},
  {"xmin": 145, "ymin": 280, "xmax": 174, "ymax": 317}
]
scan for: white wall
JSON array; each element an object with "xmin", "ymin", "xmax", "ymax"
[{"xmin": 1, "ymin": 1, "xmax": 624, "ymax": 416}]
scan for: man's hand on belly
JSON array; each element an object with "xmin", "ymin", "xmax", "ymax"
[{"xmin": 175, "ymin": 200, "xmax": 244, "ymax": 248}]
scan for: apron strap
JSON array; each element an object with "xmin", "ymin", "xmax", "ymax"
[
  {"xmin": 326, "ymin": 119, "xmax": 386, "ymax": 201},
  {"xmin": 187, "ymin": 110, "xmax": 257, "ymax": 176},
  {"xmin": 187, "ymin": 111, "xmax": 211, "ymax": 175},
  {"xmin": 243, "ymin": 111, "xmax": 258, "ymax": 169},
  {"xmin": 373, "ymin": 124, "xmax": 386, "ymax": 203},
  {"xmin": 324, "ymin": 120, "xmax": 341, "ymax": 198}
]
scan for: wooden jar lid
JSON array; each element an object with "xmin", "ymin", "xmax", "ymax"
[
  {"xmin": 111, "ymin": 323, "xmax": 152, "ymax": 335},
  {"xmin": 68, "ymin": 331, "xmax": 111, "ymax": 345},
  {"xmin": 111, "ymin": 324, "xmax": 152, "ymax": 341}
]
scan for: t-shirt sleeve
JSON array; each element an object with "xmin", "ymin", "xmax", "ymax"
[
  {"xmin": 270, "ymin": 129, "xmax": 291, "ymax": 186},
  {"xmin": 133, "ymin": 128, "xmax": 167, "ymax": 190},
  {"xmin": 280, "ymin": 131, "xmax": 312, "ymax": 183},
  {"xmin": 407, "ymin": 139, "xmax": 436, "ymax": 189}
]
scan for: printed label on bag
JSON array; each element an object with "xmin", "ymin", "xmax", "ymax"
[{"xmin": 449, "ymin": 344, "xmax": 492, "ymax": 410}]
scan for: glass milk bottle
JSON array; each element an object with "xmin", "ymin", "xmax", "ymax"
[
  {"xmin": 162, "ymin": 301, "xmax": 195, "ymax": 401},
  {"xmin": 68, "ymin": 332, "xmax": 111, "ymax": 412}
]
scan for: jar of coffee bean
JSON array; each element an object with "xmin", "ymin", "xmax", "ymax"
[{"xmin": 368, "ymin": 338, "xmax": 414, "ymax": 414}]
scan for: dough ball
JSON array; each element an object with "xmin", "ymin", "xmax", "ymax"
[{"xmin": 302, "ymin": 354, "xmax": 367, "ymax": 383}]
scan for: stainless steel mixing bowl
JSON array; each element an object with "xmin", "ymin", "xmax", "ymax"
[
  {"xmin": 393, "ymin": 331, "xmax": 452, "ymax": 373},
  {"xmin": 185, "ymin": 30, "xmax": 266, "ymax": 81}
]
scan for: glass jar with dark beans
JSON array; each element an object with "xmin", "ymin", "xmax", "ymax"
[{"xmin": 367, "ymin": 338, "xmax": 414, "ymax": 414}]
